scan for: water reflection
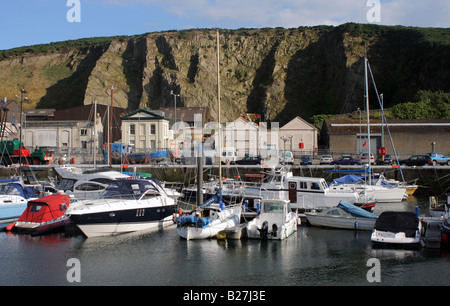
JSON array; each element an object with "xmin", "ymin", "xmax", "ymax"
[{"xmin": 0, "ymin": 197, "xmax": 449, "ymax": 286}]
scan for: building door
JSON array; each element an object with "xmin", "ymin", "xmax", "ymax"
[{"xmin": 288, "ymin": 181, "xmax": 297, "ymax": 203}]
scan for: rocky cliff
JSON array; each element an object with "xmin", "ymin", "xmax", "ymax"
[{"xmin": 0, "ymin": 23, "xmax": 449, "ymax": 125}]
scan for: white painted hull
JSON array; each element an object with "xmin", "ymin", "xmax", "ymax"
[
  {"xmin": 360, "ymin": 187, "xmax": 407, "ymax": 203},
  {"xmin": 176, "ymin": 206, "xmax": 242, "ymax": 240},
  {"xmin": 371, "ymin": 228, "xmax": 422, "ymax": 245},
  {"xmin": 246, "ymin": 213, "xmax": 298, "ymax": 240},
  {"xmin": 305, "ymin": 213, "xmax": 376, "ymax": 230},
  {"xmin": 176, "ymin": 216, "xmax": 240, "ymax": 240},
  {"xmin": 77, "ymin": 216, "xmax": 174, "ymax": 238}
]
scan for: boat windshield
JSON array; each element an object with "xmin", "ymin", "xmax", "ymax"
[
  {"xmin": 0, "ymin": 184, "xmax": 24, "ymax": 196},
  {"xmin": 99, "ymin": 180, "xmax": 160, "ymax": 199},
  {"xmin": 262, "ymin": 202, "xmax": 285, "ymax": 213}
]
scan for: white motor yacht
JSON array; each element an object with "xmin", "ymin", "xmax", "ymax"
[{"xmin": 66, "ymin": 179, "xmax": 177, "ymax": 237}]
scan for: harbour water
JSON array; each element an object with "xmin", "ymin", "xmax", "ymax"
[{"xmin": 1, "ymin": 196, "xmax": 449, "ymax": 287}]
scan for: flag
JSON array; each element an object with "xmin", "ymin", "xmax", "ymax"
[{"xmin": 362, "ymin": 141, "xmax": 367, "ymax": 147}]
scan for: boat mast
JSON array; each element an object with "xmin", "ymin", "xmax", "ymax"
[
  {"xmin": 109, "ymin": 85, "xmax": 114, "ymax": 167},
  {"xmin": 94, "ymin": 99, "xmax": 97, "ymax": 168},
  {"xmin": 364, "ymin": 55, "xmax": 371, "ymax": 185},
  {"xmin": 216, "ymin": 30, "xmax": 222, "ymax": 190}
]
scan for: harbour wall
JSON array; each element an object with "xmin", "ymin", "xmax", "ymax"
[{"xmin": 3, "ymin": 164, "xmax": 449, "ymax": 196}]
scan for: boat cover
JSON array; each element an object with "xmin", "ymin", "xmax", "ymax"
[
  {"xmin": 374, "ymin": 211, "xmax": 419, "ymax": 237},
  {"xmin": 331, "ymin": 174, "xmax": 393, "ymax": 187},
  {"xmin": 0, "ymin": 183, "xmax": 36, "ymax": 199},
  {"xmin": 17, "ymin": 194, "xmax": 70, "ymax": 224},
  {"xmin": 337, "ymin": 201, "xmax": 378, "ymax": 219}
]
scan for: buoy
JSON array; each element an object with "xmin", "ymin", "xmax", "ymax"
[
  {"xmin": 5, "ymin": 223, "xmax": 15, "ymax": 232},
  {"xmin": 217, "ymin": 230, "xmax": 226, "ymax": 240}
]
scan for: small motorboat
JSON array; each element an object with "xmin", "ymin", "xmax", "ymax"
[
  {"xmin": 66, "ymin": 179, "xmax": 177, "ymax": 237},
  {"xmin": 246, "ymin": 199, "xmax": 298, "ymax": 240},
  {"xmin": 305, "ymin": 201, "xmax": 378, "ymax": 231},
  {"xmin": 0, "ymin": 182, "xmax": 37, "ymax": 226},
  {"xmin": 9, "ymin": 194, "xmax": 72, "ymax": 236},
  {"xmin": 371, "ymin": 211, "xmax": 422, "ymax": 248},
  {"xmin": 175, "ymin": 190, "xmax": 242, "ymax": 240}
]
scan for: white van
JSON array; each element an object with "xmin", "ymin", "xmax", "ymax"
[
  {"xmin": 215, "ymin": 147, "xmax": 237, "ymax": 164},
  {"xmin": 280, "ymin": 151, "xmax": 294, "ymax": 164}
]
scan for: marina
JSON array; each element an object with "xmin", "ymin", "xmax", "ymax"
[
  {"xmin": 0, "ymin": 25, "xmax": 449, "ymax": 290},
  {"xmin": 1, "ymin": 191, "xmax": 450, "ymax": 286}
]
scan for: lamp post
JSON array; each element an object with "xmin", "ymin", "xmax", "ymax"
[
  {"xmin": 18, "ymin": 89, "xmax": 27, "ymax": 168},
  {"xmin": 170, "ymin": 90, "xmax": 180, "ymax": 127}
]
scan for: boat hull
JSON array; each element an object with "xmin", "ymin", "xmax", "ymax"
[
  {"xmin": 371, "ymin": 228, "xmax": 422, "ymax": 248},
  {"xmin": 176, "ymin": 206, "xmax": 242, "ymax": 240},
  {"xmin": 0, "ymin": 203, "xmax": 27, "ymax": 223},
  {"xmin": 14, "ymin": 217, "xmax": 71, "ymax": 236},
  {"xmin": 75, "ymin": 217, "xmax": 174, "ymax": 238},
  {"xmin": 176, "ymin": 214, "xmax": 240, "ymax": 240},
  {"xmin": 305, "ymin": 213, "xmax": 376, "ymax": 230},
  {"xmin": 246, "ymin": 211, "xmax": 298, "ymax": 240},
  {"xmin": 69, "ymin": 204, "xmax": 177, "ymax": 237}
]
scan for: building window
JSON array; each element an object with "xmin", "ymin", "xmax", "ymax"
[
  {"xmin": 81, "ymin": 141, "xmax": 87, "ymax": 149},
  {"xmin": 150, "ymin": 140, "xmax": 156, "ymax": 149},
  {"xmin": 150, "ymin": 124, "xmax": 156, "ymax": 135},
  {"xmin": 130, "ymin": 124, "xmax": 135, "ymax": 135},
  {"xmin": 80, "ymin": 129, "xmax": 87, "ymax": 136}
]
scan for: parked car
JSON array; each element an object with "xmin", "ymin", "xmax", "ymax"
[
  {"xmin": 359, "ymin": 152, "xmax": 375, "ymax": 164},
  {"xmin": 300, "ymin": 155, "xmax": 312, "ymax": 165},
  {"xmin": 279, "ymin": 151, "xmax": 294, "ymax": 164},
  {"xmin": 426, "ymin": 152, "xmax": 450, "ymax": 166},
  {"xmin": 399, "ymin": 155, "xmax": 433, "ymax": 166},
  {"xmin": 234, "ymin": 155, "xmax": 264, "ymax": 165},
  {"xmin": 330, "ymin": 155, "xmax": 362, "ymax": 165},
  {"xmin": 376, "ymin": 154, "xmax": 394, "ymax": 165},
  {"xmin": 319, "ymin": 155, "xmax": 333, "ymax": 165}
]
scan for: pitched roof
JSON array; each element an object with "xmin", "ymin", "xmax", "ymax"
[
  {"xmin": 121, "ymin": 108, "xmax": 170, "ymax": 121},
  {"xmin": 281, "ymin": 116, "xmax": 317, "ymax": 131}
]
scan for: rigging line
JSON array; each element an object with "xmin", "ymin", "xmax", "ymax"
[
  {"xmin": 340, "ymin": 59, "xmax": 364, "ymax": 113},
  {"xmin": 366, "ymin": 60, "xmax": 405, "ymax": 182}
]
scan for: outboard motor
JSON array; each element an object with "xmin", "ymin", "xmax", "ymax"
[
  {"xmin": 271, "ymin": 223, "xmax": 278, "ymax": 238},
  {"xmin": 258, "ymin": 221, "xmax": 269, "ymax": 240}
]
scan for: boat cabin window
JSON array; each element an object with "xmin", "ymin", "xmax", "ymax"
[
  {"xmin": 326, "ymin": 209, "xmax": 341, "ymax": 216},
  {"xmin": 311, "ymin": 182, "xmax": 320, "ymax": 190},
  {"xmin": 75, "ymin": 183, "xmax": 105, "ymax": 191},
  {"xmin": 321, "ymin": 181, "xmax": 328, "ymax": 190},
  {"xmin": 271, "ymin": 175, "xmax": 282, "ymax": 183},
  {"xmin": 298, "ymin": 181, "xmax": 307, "ymax": 189},
  {"xmin": 263, "ymin": 202, "xmax": 284, "ymax": 213},
  {"xmin": 0, "ymin": 184, "xmax": 22, "ymax": 196},
  {"xmin": 57, "ymin": 179, "xmax": 77, "ymax": 191},
  {"xmin": 30, "ymin": 205, "xmax": 42, "ymax": 213}
]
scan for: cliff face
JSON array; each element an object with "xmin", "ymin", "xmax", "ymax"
[{"xmin": 1, "ymin": 24, "xmax": 449, "ymax": 125}]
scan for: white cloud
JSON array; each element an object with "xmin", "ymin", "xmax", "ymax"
[{"xmin": 100, "ymin": 0, "xmax": 450, "ymax": 28}]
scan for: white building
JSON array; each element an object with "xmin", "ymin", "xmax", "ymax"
[
  {"xmin": 23, "ymin": 114, "xmax": 103, "ymax": 154},
  {"xmin": 120, "ymin": 108, "xmax": 172, "ymax": 152},
  {"xmin": 279, "ymin": 116, "xmax": 318, "ymax": 154}
]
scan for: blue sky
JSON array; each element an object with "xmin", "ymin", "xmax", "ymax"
[{"xmin": 1, "ymin": 0, "xmax": 449, "ymax": 50}]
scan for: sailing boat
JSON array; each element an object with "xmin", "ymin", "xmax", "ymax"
[
  {"xmin": 174, "ymin": 30, "xmax": 242, "ymax": 240},
  {"xmin": 330, "ymin": 56, "xmax": 407, "ymax": 203}
]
